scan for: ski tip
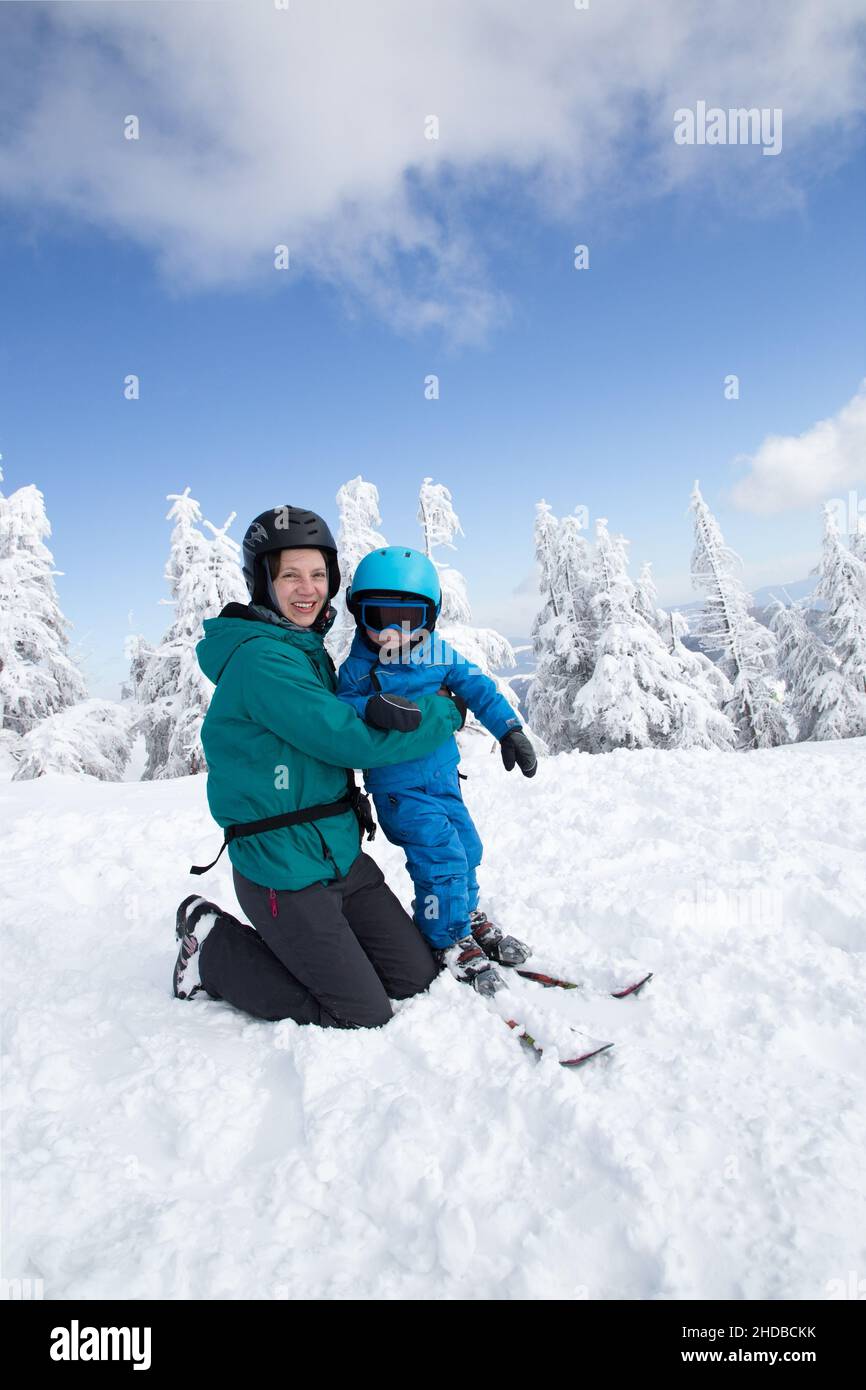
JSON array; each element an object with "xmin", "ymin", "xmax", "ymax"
[
  {"xmin": 610, "ymin": 971, "xmax": 654, "ymax": 999},
  {"xmin": 561, "ymin": 1041, "xmax": 614, "ymax": 1068}
]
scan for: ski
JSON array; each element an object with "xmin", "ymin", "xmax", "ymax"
[
  {"xmin": 504, "ymin": 1017, "xmax": 614, "ymax": 1068},
  {"xmin": 512, "ymin": 967, "xmax": 654, "ymax": 998}
]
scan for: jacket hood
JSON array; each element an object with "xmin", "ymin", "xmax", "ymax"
[{"xmin": 197, "ymin": 602, "xmax": 333, "ymax": 685}]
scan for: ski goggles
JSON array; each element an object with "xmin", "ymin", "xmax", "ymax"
[{"xmin": 357, "ymin": 598, "xmax": 432, "ymax": 635}]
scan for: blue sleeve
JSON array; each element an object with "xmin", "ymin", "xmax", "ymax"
[
  {"xmin": 444, "ymin": 649, "xmax": 523, "ymax": 740},
  {"xmin": 336, "ymin": 654, "xmax": 374, "ymax": 720}
]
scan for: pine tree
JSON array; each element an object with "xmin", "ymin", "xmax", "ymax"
[
  {"xmin": 666, "ymin": 608, "xmax": 734, "ymax": 712},
  {"xmin": 808, "ymin": 507, "xmax": 866, "ymax": 739},
  {"xmin": 136, "ymin": 488, "xmax": 223, "ymax": 780},
  {"xmin": 633, "ymin": 562, "xmax": 667, "ymax": 636},
  {"xmin": 690, "ymin": 481, "xmax": 792, "ymax": 749},
  {"xmin": 639, "ymin": 561, "xmax": 735, "ymax": 732},
  {"xmin": 327, "ymin": 476, "xmax": 388, "ymax": 666},
  {"xmin": 767, "ymin": 596, "xmax": 834, "ymax": 741},
  {"xmin": 202, "ymin": 511, "xmax": 250, "ymax": 611},
  {"xmin": 849, "ymin": 521, "xmax": 866, "ymax": 565},
  {"xmin": 0, "ymin": 468, "xmax": 88, "ymax": 737},
  {"xmin": 121, "ymin": 633, "xmax": 155, "ymax": 703},
  {"xmin": 416, "ymin": 477, "xmax": 518, "ymax": 721},
  {"xmin": 12, "ymin": 699, "xmax": 133, "ymax": 781},
  {"xmin": 573, "ymin": 519, "xmax": 734, "ymax": 753},
  {"xmin": 527, "ymin": 502, "xmax": 596, "ymax": 752}
]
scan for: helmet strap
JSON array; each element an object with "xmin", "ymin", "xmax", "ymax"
[{"xmin": 261, "ymin": 560, "xmax": 284, "ymax": 616}]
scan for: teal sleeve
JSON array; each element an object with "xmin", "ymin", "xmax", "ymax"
[
  {"xmin": 242, "ymin": 644, "xmax": 461, "ymax": 767},
  {"xmin": 335, "ymin": 654, "xmax": 374, "ymax": 720}
]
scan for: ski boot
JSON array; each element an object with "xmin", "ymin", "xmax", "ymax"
[
  {"xmin": 469, "ymin": 909, "xmax": 532, "ymax": 966},
  {"xmin": 436, "ymin": 933, "xmax": 506, "ymax": 998},
  {"xmin": 173, "ymin": 895, "xmax": 222, "ymax": 1000}
]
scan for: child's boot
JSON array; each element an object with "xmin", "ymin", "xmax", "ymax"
[
  {"xmin": 470, "ymin": 909, "xmax": 532, "ymax": 966},
  {"xmin": 437, "ymin": 932, "xmax": 506, "ymax": 997}
]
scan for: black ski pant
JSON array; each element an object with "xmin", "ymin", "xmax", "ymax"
[{"xmin": 197, "ymin": 850, "xmax": 439, "ymax": 1028}]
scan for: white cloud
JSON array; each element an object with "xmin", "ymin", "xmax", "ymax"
[
  {"xmin": 731, "ymin": 380, "xmax": 866, "ymax": 514},
  {"xmin": 0, "ymin": 1, "xmax": 864, "ymax": 338}
]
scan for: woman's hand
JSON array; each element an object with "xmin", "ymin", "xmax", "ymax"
[{"xmin": 436, "ymin": 685, "xmax": 468, "ymax": 729}]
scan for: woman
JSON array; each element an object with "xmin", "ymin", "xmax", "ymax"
[{"xmin": 173, "ymin": 504, "xmax": 465, "ymax": 1029}]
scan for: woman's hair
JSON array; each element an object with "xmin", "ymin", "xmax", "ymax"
[{"xmin": 266, "ymin": 548, "xmax": 327, "ymax": 580}]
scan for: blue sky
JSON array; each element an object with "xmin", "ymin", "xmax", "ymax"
[{"xmin": 1, "ymin": 2, "xmax": 864, "ymax": 698}]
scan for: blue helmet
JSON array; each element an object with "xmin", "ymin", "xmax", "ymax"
[{"xmin": 347, "ymin": 546, "xmax": 442, "ymax": 620}]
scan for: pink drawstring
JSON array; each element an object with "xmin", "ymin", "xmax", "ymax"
[{"xmin": 269, "ymin": 888, "xmax": 278, "ymax": 918}]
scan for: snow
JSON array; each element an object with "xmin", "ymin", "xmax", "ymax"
[{"xmin": 3, "ymin": 736, "xmax": 865, "ymax": 1299}]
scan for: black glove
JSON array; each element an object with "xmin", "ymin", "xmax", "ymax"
[
  {"xmin": 437, "ymin": 686, "xmax": 468, "ymax": 729},
  {"xmin": 364, "ymin": 692, "xmax": 423, "ymax": 732},
  {"xmin": 500, "ymin": 729, "xmax": 537, "ymax": 777}
]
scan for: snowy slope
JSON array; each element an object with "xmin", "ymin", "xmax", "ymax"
[{"xmin": 2, "ymin": 737, "xmax": 865, "ymax": 1300}]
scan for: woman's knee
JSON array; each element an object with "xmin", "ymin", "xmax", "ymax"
[{"xmin": 329, "ymin": 999, "xmax": 394, "ymax": 1029}]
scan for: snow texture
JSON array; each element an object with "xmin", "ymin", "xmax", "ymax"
[{"xmin": 2, "ymin": 736, "xmax": 865, "ymax": 1300}]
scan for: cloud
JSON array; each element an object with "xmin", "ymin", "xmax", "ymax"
[
  {"xmin": 0, "ymin": 1, "xmax": 864, "ymax": 339},
  {"xmin": 731, "ymin": 380, "xmax": 866, "ymax": 514}
]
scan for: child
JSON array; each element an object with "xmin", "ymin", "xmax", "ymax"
[{"xmin": 336, "ymin": 546, "xmax": 538, "ymax": 996}]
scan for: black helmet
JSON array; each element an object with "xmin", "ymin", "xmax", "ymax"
[{"xmin": 241, "ymin": 506, "xmax": 341, "ymax": 608}]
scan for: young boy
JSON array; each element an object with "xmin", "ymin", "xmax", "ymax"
[{"xmin": 336, "ymin": 546, "xmax": 538, "ymax": 996}]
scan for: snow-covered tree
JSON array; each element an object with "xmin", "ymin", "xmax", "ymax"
[
  {"xmin": 767, "ymin": 596, "xmax": 835, "ymax": 742},
  {"xmin": 638, "ymin": 562, "xmax": 735, "ymax": 728},
  {"xmin": 418, "ymin": 476, "xmax": 466, "ymax": 560},
  {"xmin": 202, "ymin": 511, "xmax": 250, "ymax": 611},
  {"xmin": 417, "ymin": 476, "xmax": 470, "ymax": 625},
  {"xmin": 416, "ymin": 477, "xmax": 518, "ymax": 722},
  {"xmin": 135, "ymin": 489, "xmax": 241, "ymax": 780},
  {"xmin": 849, "ymin": 522, "xmax": 866, "ymax": 566},
  {"xmin": 807, "ymin": 507, "xmax": 866, "ymax": 740},
  {"xmin": 633, "ymin": 562, "xmax": 667, "ymax": 636},
  {"xmin": 572, "ymin": 519, "xmax": 735, "ymax": 753},
  {"xmin": 12, "ymin": 698, "xmax": 133, "ymax": 781},
  {"xmin": 666, "ymin": 608, "xmax": 734, "ymax": 712},
  {"xmin": 121, "ymin": 633, "xmax": 155, "ymax": 704},
  {"xmin": 527, "ymin": 502, "xmax": 596, "ymax": 752},
  {"xmin": 327, "ymin": 476, "xmax": 388, "ymax": 666},
  {"xmin": 690, "ymin": 482, "xmax": 792, "ymax": 749},
  {"xmin": 0, "ymin": 471, "xmax": 88, "ymax": 736}
]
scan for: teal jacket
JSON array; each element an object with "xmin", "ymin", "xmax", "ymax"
[{"xmin": 195, "ymin": 602, "xmax": 463, "ymax": 890}]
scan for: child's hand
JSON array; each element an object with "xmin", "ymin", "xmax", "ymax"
[
  {"xmin": 500, "ymin": 729, "xmax": 537, "ymax": 777},
  {"xmin": 365, "ymin": 693, "xmax": 423, "ymax": 732}
]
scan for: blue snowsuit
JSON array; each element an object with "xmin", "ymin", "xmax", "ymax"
[{"xmin": 336, "ymin": 632, "xmax": 523, "ymax": 948}]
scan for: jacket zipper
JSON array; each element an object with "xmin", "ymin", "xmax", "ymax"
[
  {"xmin": 269, "ymin": 888, "xmax": 278, "ymax": 918},
  {"xmin": 312, "ymin": 822, "xmax": 337, "ymax": 867}
]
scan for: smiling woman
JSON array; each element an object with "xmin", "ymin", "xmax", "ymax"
[{"xmin": 267, "ymin": 548, "xmax": 329, "ymax": 627}]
